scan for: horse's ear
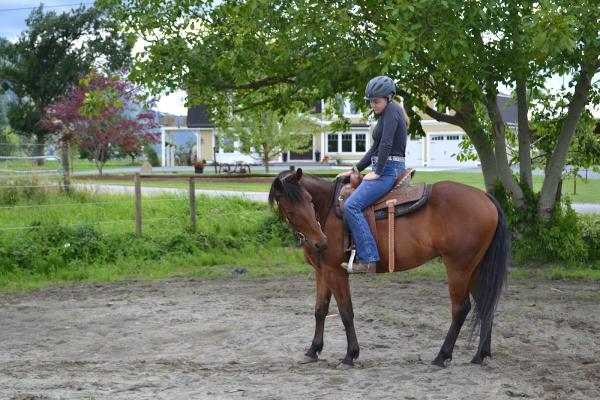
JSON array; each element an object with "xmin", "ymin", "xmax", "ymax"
[{"xmin": 295, "ymin": 168, "xmax": 303, "ymax": 181}]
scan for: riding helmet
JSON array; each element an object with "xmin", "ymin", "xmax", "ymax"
[{"xmin": 364, "ymin": 76, "xmax": 396, "ymax": 100}]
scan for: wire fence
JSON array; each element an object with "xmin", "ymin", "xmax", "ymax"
[{"xmin": 0, "ymin": 173, "xmax": 272, "ymax": 234}]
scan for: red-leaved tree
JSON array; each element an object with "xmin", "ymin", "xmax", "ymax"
[{"xmin": 42, "ymin": 70, "xmax": 159, "ymax": 175}]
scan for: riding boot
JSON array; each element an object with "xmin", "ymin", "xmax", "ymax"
[{"xmin": 340, "ymin": 261, "xmax": 377, "ymax": 274}]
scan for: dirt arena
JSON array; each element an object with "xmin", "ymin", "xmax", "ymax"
[{"xmin": 1, "ymin": 273, "xmax": 598, "ymax": 400}]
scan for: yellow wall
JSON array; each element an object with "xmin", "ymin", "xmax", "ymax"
[{"xmin": 200, "ymin": 130, "xmax": 213, "ymax": 161}]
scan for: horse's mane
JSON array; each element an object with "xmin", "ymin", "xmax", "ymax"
[
  {"xmin": 268, "ymin": 170, "xmax": 337, "ymax": 207},
  {"xmin": 268, "ymin": 171, "xmax": 303, "ymax": 206}
]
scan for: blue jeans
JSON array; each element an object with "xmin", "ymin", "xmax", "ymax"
[{"xmin": 344, "ymin": 161, "xmax": 405, "ymax": 263}]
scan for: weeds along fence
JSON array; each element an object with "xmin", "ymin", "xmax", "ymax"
[{"xmin": 0, "ymin": 172, "xmax": 275, "ymax": 238}]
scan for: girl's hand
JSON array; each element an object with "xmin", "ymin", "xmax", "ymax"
[
  {"xmin": 336, "ymin": 170, "xmax": 353, "ymax": 178},
  {"xmin": 363, "ymin": 172, "xmax": 380, "ymax": 180}
]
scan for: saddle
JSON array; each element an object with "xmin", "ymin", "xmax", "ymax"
[{"xmin": 335, "ymin": 168, "xmax": 432, "ymax": 273}]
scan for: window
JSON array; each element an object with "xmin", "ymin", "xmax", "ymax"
[
  {"xmin": 431, "ymin": 135, "xmax": 444, "ymax": 141},
  {"xmin": 222, "ymin": 136, "xmax": 235, "ymax": 153},
  {"xmin": 355, "ymin": 134, "xmax": 366, "ymax": 152},
  {"xmin": 447, "ymin": 135, "xmax": 460, "ymax": 141},
  {"xmin": 327, "ymin": 133, "xmax": 338, "ymax": 153},
  {"xmin": 342, "ymin": 134, "xmax": 353, "ymax": 152},
  {"xmin": 344, "ymin": 100, "xmax": 360, "ymax": 115}
]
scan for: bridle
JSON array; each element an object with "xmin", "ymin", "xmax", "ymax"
[
  {"xmin": 275, "ymin": 176, "xmax": 341, "ymax": 269},
  {"xmin": 280, "ymin": 200, "xmax": 321, "ymax": 247}
]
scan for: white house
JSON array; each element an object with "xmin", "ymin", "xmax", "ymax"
[{"xmin": 163, "ymin": 95, "xmax": 518, "ymax": 168}]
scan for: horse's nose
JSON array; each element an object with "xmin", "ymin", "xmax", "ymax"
[{"xmin": 315, "ymin": 241, "xmax": 328, "ymax": 251}]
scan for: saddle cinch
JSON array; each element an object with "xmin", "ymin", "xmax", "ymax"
[{"xmin": 336, "ymin": 168, "xmax": 432, "ymax": 273}]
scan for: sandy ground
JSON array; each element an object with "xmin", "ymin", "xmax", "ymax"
[{"xmin": 1, "ymin": 274, "xmax": 598, "ymax": 400}]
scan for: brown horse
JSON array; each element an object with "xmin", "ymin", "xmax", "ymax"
[{"xmin": 269, "ymin": 168, "xmax": 509, "ymax": 367}]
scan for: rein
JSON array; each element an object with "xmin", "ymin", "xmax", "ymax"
[{"xmin": 277, "ymin": 175, "xmax": 344, "ymax": 269}]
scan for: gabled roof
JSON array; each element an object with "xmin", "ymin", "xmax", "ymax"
[{"xmin": 187, "ymin": 105, "xmax": 213, "ymax": 128}]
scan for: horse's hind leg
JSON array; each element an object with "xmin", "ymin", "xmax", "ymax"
[
  {"xmin": 432, "ymin": 267, "xmax": 471, "ymax": 367},
  {"xmin": 305, "ymin": 270, "xmax": 332, "ymax": 362},
  {"xmin": 471, "ymin": 317, "xmax": 493, "ymax": 364}
]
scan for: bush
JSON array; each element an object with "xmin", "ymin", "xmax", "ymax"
[
  {"xmin": 144, "ymin": 145, "xmax": 160, "ymax": 167},
  {"xmin": 492, "ymin": 183, "xmax": 589, "ymax": 264},
  {"xmin": 0, "ymin": 194, "xmax": 296, "ymax": 275},
  {"xmin": 0, "ymin": 176, "xmax": 51, "ymax": 206},
  {"xmin": 579, "ymin": 215, "xmax": 600, "ymax": 262}
]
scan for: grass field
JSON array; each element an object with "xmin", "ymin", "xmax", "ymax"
[{"xmin": 74, "ymin": 170, "xmax": 600, "ymax": 203}]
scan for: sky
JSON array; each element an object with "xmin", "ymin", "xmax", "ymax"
[
  {"xmin": 0, "ymin": 1, "xmax": 597, "ymax": 118},
  {"xmin": 0, "ymin": 0, "xmax": 188, "ymax": 116}
]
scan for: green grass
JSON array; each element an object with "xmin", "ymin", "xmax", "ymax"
[
  {"xmin": 0, "ymin": 158, "xmax": 142, "ymax": 173},
  {"xmin": 0, "ymin": 182, "xmax": 313, "ymax": 292},
  {"xmin": 75, "ymin": 170, "xmax": 600, "ymax": 203},
  {"xmin": 0, "ymin": 176, "xmax": 598, "ymax": 293},
  {"xmin": 0, "ymin": 247, "xmax": 311, "ymax": 293},
  {"xmin": 75, "ymin": 178, "xmax": 272, "ymax": 192}
]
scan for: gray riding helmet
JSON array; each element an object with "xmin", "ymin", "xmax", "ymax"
[{"xmin": 364, "ymin": 76, "xmax": 395, "ymax": 100}]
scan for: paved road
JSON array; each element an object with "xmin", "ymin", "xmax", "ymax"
[
  {"xmin": 73, "ymin": 183, "xmax": 600, "ymax": 214},
  {"xmin": 73, "ymin": 183, "xmax": 270, "ymax": 203}
]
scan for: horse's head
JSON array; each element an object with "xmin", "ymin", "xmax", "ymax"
[{"xmin": 269, "ymin": 168, "xmax": 328, "ymax": 252}]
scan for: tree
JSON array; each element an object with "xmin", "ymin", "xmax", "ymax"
[
  {"xmin": 0, "ymin": 5, "xmax": 134, "ymax": 164},
  {"xmin": 222, "ymin": 108, "xmax": 321, "ymax": 172},
  {"xmin": 42, "ymin": 71, "xmax": 159, "ymax": 175},
  {"xmin": 101, "ymin": 0, "xmax": 600, "ymax": 220}
]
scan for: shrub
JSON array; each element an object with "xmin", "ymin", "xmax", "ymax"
[
  {"xmin": 492, "ymin": 183, "xmax": 589, "ymax": 264},
  {"xmin": 0, "ymin": 176, "xmax": 51, "ymax": 206},
  {"xmin": 144, "ymin": 145, "xmax": 160, "ymax": 167},
  {"xmin": 579, "ymin": 215, "xmax": 600, "ymax": 262}
]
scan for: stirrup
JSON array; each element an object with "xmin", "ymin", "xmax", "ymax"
[{"xmin": 341, "ymin": 250, "xmax": 376, "ymax": 273}]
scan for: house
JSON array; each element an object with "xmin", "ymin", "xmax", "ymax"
[{"xmin": 159, "ymin": 95, "xmax": 518, "ymax": 168}]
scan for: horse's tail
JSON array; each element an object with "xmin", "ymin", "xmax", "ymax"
[{"xmin": 469, "ymin": 194, "xmax": 510, "ymax": 343}]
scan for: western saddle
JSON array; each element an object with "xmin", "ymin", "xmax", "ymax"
[{"xmin": 336, "ymin": 168, "xmax": 431, "ymax": 272}]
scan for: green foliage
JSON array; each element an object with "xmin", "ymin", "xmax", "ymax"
[
  {"xmin": 144, "ymin": 145, "xmax": 160, "ymax": 167},
  {"xmin": 0, "ymin": 4, "xmax": 133, "ymax": 148},
  {"xmin": 0, "ymin": 176, "xmax": 50, "ymax": 206},
  {"xmin": 579, "ymin": 215, "xmax": 600, "ymax": 262},
  {"xmin": 0, "ymin": 191, "xmax": 296, "ymax": 279},
  {"xmin": 0, "ymin": 128, "xmax": 20, "ymax": 157},
  {"xmin": 492, "ymin": 182, "xmax": 595, "ymax": 264},
  {"xmin": 221, "ymin": 108, "xmax": 321, "ymax": 171}
]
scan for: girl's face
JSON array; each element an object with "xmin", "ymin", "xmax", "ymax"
[{"xmin": 370, "ymin": 97, "xmax": 388, "ymax": 114}]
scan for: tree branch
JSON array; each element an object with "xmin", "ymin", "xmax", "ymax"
[{"xmin": 213, "ymin": 75, "xmax": 295, "ymax": 91}]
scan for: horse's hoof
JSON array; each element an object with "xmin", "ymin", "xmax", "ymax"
[
  {"xmin": 431, "ymin": 358, "xmax": 447, "ymax": 368},
  {"xmin": 300, "ymin": 355, "xmax": 319, "ymax": 364},
  {"xmin": 471, "ymin": 356, "xmax": 484, "ymax": 365},
  {"xmin": 337, "ymin": 359, "xmax": 354, "ymax": 369}
]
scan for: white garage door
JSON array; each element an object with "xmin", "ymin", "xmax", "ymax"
[
  {"xmin": 428, "ymin": 133, "xmax": 478, "ymax": 167},
  {"xmin": 405, "ymin": 136, "xmax": 424, "ymax": 167}
]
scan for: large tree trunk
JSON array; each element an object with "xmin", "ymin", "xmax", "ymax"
[
  {"xmin": 464, "ymin": 122, "xmax": 500, "ymax": 192},
  {"xmin": 516, "ymin": 79, "xmax": 533, "ymax": 190},
  {"xmin": 485, "ymin": 91, "xmax": 525, "ymax": 207},
  {"xmin": 538, "ymin": 65, "xmax": 595, "ymax": 219}
]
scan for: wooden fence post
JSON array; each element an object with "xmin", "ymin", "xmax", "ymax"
[
  {"xmin": 135, "ymin": 173, "xmax": 142, "ymax": 237},
  {"xmin": 189, "ymin": 177, "xmax": 196, "ymax": 232}
]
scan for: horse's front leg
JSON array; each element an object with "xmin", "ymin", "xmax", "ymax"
[
  {"xmin": 326, "ymin": 270, "xmax": 359, "ymax": 366},
  {"xmin": 305, "ymin": 269, "xmax": 332, "ymax": 361}
]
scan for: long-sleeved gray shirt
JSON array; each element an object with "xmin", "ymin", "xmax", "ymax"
[{"xmin": 356, "ymin": 101, "xmax": 407, "ymax": 174}]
